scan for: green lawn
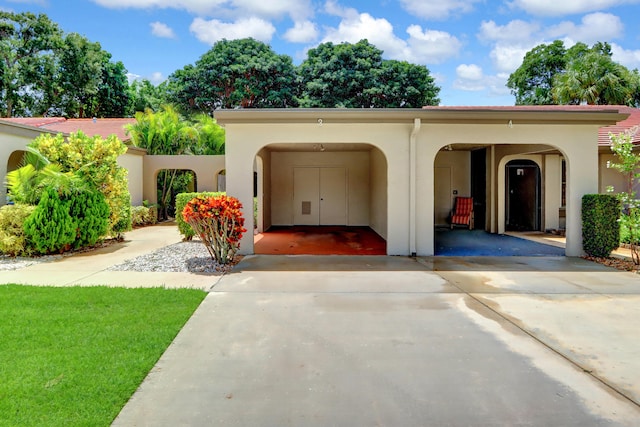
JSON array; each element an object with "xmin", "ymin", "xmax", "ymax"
[{"xmin": 0, "ymin": 285, "xmax": 206, "ymax": 427}]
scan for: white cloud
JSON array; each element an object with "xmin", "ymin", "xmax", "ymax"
[
  {"xmin": 190, "ymin": 16, "xmax": 276, "ymax": 44},
  {"xmin": 150, "ymin": 21, "xmax": 176, "ymax": 38},
  {"xmin": 490, "ymin": 43, "xmax": 534, "ymax": 73},
  {"xmin": 149, "ymin": 71, "xmax": 166, "ymax": 84},
  {"xmin": 611, "ymin": 43, "xmax": 640, "ymax": 69},
  {"xmin": 546, "ymin": 12, "xmax": 623, "ymax": 44},
  {"xmin": 478, "ymin": 20, "xmax": 540, "ymax": 43},
  {"xmin": 283, "ymin": 21, "xmax": 319, "ymax": 43},
  {"xmin": 508, "ymin": 0, "xmax": 640, "ymax": 16},
  {"xmin": 399, "ymin": 0, "xmax": 481, "ymax": 20},
  {"xmin": 321, "ymin": 3, "xmax": 461, "ymax": 64},
  {"xmin": 453, "ymin": 64, "xmax": 485, "ymax": 91},
  {"xmin": 405, "ymin": 25, "xmax": 462, "ymax": 64}
]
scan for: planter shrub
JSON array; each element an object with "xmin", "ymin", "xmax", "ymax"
[
  {"xmin": 181, "ymin": 195, "xmax": 246, "ymax": 264},
  {"xmin": 24, "ymin": 187, "xmax": 76, "ymax": 254},
  {"xmin": 0, "ymin": 204, "xmax": 36, "ymax": 256},
  {"xmin": 68, "ymin": 189, "xmax": 110, "ymax": 249},
  {"xmin": 175, "ymin": 192, "xmax": 222, "ymax": 240},
  {"xmin": 582, "ymin": 194, "xmax": 621, "ymax": 257}
]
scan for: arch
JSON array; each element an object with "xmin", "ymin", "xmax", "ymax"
[
  {"xmin": 505, "ymin": 159, "xmax": 541, "ymax": 231},
  {"xmin": 250, "ymin": 141, "xmax": 389, "ymax": 254}
]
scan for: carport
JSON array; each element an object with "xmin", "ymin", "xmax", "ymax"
[{"xmin": 215, "ymin": 107, "xmax": 627, "ymax": 257}]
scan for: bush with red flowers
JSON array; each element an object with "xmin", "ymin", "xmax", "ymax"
[{"xmin": 182, "ymin": 195, "xmax": 247, "ymax": 264}]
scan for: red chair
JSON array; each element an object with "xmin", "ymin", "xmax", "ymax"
[{"xmin": 450, "ymin": 196, "xmax": 474, "ymax": 230}]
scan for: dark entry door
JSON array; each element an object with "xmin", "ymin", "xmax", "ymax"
[
  {"xmin": 506, "ymin": 160, "xmax": 541, "ymax": 231},
  {"xmin": 471, "ymin": 148, "xmax": 487, "ymax": 229}
]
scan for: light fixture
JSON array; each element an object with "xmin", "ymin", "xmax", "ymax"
[
  {"xmin": 320, "ymin": 144, "xmax": 325, "ymax": 152},
  {"xmin": 508, "ymin": 119, "xmax": 513, "ymax": 128}
]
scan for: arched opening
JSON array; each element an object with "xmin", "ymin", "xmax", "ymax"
[
  {"xmin": 252, "ymin": 142, "xmax": 387, "ymax": 255},
  {"xmin": 505, "ymin": 159, "xmax": 541, "ymax": 231},
  {"xmin": 155, "ymin": 168, "xmax": 197, "ymax": 220},
  {"xmin": 434, "ymin": 143, "xmax": 565, "ymax": 256}
]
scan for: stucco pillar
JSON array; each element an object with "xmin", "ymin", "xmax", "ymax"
[
  {"xmin": 564, "ymin": 142, "xmax": 598, "ymax": 256},
  {"xmin": 225, "ymin": 134, "xmax": 256, "ymax": 255},
  {"xmin": 544, "ymin": 154, "xmax": 562, "ymax": 231}
]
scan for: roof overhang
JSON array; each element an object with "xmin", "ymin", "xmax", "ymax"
[{"xmin": 215, "ymin": 107, "xmax": 628, "ymax": 127}]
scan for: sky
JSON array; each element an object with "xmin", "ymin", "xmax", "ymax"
[{"xmin": 3, "ymin": 0, "xmax": 640, "ymax": 106}]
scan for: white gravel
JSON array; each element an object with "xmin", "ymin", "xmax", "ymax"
[
  {"xmin": 1, "ymin": 240, "xmax": 232, "ymax": 274},
  {"xmin": 108, "ymin": 240, "xmax": 231, "ymax": 273}
]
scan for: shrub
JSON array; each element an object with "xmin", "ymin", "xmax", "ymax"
[
  {"xmin": 131, "ymin": 205, "xmax": 158, "ymax": 227},
  {"xmin": 181, "ymin": 195, "xmax": 246, "ymax": 264},
  {"xmin": 68, "ymin": 189, "xmax": 110, "ymax": 249},
  {"xmin": 30, "ymin": 131, "xmax": 132, "ymax": 237},
  {"xmin": 0, "ymin": 204, "xmax": 36, "ymax": 256},
  {"xmin": 175, "ymin": 192, "xmax": 222, "ymax": 240},
  {"xmin": 582, "ymin": 194, "xmax": 621, "ymax": 257},
  {"xmin": 24, "ymin": 187, "xmax": 76, "ymax": 255}
]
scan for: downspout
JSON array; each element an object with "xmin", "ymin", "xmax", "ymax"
[{"xmin": 410, "ymin": 118, "xmax": 421, "ymax": 257}]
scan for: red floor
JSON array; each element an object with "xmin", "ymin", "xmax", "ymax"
[{"xmin": 253, "ymin": 226, "xmax": 386, "ymax": 255}]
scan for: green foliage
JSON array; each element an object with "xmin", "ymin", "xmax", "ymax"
[
  {"xmin": 508, "ymin": 40, "xmax": 640, "ymax": 106},
  {"xmin": 0, "ymin": 285, "xmax": 205, "ymax": 427},
  {"xmin": 30, "ymin": 131, "xmax": 131, "ymax": 237},
  {"xmin": 166, "ymin": 38, "xmax": 298, "ymax": 113},
  {"xmin": 23, "ymin": 187, "xmax": 76, "ymax": 254},
  {"xmin": 582, "ymin": 194, "xmax": 621, "ymax": 257},
  {"xmin": 175, "ymin": 192, "xmax": 223, "ymax": 240},
  {"xmin": 68, "ymin": 188, "xmax": 110, "ymax": 248},
  {"xmin": 131, "ymin": 205, "xmax": 158, "ymax": 226},
  {"xmin": 0, "ymin": 204, "xmax": 36, "ymax": 256},
  {"xmin": 0, "ymin": 11, "xmax": 63, "ymax": 117}
]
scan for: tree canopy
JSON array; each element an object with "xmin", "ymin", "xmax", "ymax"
[
  {"xmin": 0, "ymin": 11, "xmax": 131, "ymax": 118},
  {"xmin": 165, "ymin": 38, "xmax": 298, "ymax": 114},
  {"xmin": 508, "ymin": 41, "xmax": 640, "ymax": 106}
]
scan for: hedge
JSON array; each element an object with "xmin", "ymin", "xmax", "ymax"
[
  {"xmin": 582, "ymin": 194, "xmax": 621, "ymax": 257},
  {"xmin": 175, "ymin": 192, "xmax": 223, "ymax": 240}
]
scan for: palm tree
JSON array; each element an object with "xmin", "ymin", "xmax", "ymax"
[{"xmin": 552, "ymin": 52, "xmax": 636, "ymax": 105}]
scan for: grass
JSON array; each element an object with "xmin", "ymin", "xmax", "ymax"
[{"xmin": 0, "ymin": 285, "xmax": 206, "ymax": 427}]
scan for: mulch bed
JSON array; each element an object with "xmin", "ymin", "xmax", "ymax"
[{"xmin": 582, "ymin": 255, "xmax": 639, "ymax": 273}]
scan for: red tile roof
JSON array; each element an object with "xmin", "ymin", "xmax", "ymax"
[
  {"xmin": 1, "ymin": 117, "xmax": 136, "ymax": 142},
  {"xmin": 598, "ymin": 106, "xmax": 640, "ymax": 146}
]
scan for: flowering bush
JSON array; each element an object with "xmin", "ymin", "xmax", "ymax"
[{"xmin": 182, "ymin": 195, "xmax": 246, "ymax": 264}]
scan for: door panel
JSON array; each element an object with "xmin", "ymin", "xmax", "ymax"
[
  {"xmin": 293, "ymin": 167, "xmax": 320, "ymax": 225},
  {"xmin": 293, "ymin": 167, "xmax": 347, "ymax": 225},
  {"xmin": 506, "ymin": 162, "xmax": 540, "ymax": 231},
  {"xmin": 320, "ymin": 167, "xmax": 347, "ymax": 225}
]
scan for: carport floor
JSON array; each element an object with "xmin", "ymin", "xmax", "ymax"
[
  {"xmin": 436, "ymin": 228, "xmax": 566, "ymax": 256},
  {"xmin": 254, "ymin": 226, "xmax": 386, "ymax": 255}
]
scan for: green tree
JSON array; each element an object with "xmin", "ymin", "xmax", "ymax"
[
  {"xmin": 298, "ymin": 40, "xmax": 383, "ymax": 108},
  {"xmin": 552, "ymin": 51, "xmax": 638, "ymax": 105},
  {"xmin": 371, "ymin": 59, "xmax": 440, "ymax": 107},
  {"xmin": 297, "ymin": 39, "xmax": 440, "ymax": 107},
  {"xmin": 129, "ymin": 78, "xmax": 166, "ymax": 113},
  {"xmin": 0, "ymin": 11, "xmax": 63, "ymax": 117},
  {"xmin": 166, "ymin": 38, "xmax": 298, "ymax": 113},
  {"xmin": 23, "ymin": 186, "xmax": 76, "ymax": 254},
  {"xmin": 90, "ymin": 57, "xmax": 131, "ymax": 117}
]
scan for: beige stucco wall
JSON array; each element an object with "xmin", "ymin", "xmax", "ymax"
[
  {"xmin": 224, "ymin": 122, "xmax": 413, "ymax": 255},
  {"xmin": 118, "ymin": 149, "xmax": 145, "ymax": 206},
  {"xmin": 369, "ymin": 147, "xmax": 388, "ymax": 239},
  {"xmin": 142, "ymin": 155, "xmax": 225, "ymax": 205},
  {"xmin": 544, "ymin": 154, "xmax": 562, "ymax": 231}
]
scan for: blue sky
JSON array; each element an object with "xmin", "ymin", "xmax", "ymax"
[{"xmin": 3, "ymin": 0, "xmax": 640, "ymax": 106}]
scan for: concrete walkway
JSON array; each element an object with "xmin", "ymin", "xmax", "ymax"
[{"xmin": 3, "ymin": 225, "xmax": 640, "ymax": 425}]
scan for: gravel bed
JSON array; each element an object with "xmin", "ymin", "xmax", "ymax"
[
  {"xmin": 108, "ymin": 240, "xmax": 236, "ymax": 273},
  {"xmin": 0, "ymin": 254, "xmax": 63, "ymax": 271}
]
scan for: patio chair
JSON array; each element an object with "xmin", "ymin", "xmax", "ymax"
[{"xmin": 450, "ymin": 196, "xmax": 474, "ymax": 230}]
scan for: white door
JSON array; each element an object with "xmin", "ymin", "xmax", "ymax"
[{"xmin": 293, "ymin": 167, "xmax": 347, "ymax": 225}]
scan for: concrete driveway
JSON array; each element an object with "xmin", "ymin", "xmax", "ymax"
[{"xmin": 113, "ymin": 255, "xmax": 640, "ymax": 426}]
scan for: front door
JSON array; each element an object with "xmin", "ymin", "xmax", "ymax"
[
  {"xmin": 506, "ymin": 160, "xmax": 541, "ymax": 231},
  {"xmin": 293, "ymin": 167, "xmax": 347, "ymax": 225}
]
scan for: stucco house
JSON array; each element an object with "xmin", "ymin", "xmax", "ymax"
[{"xmin": 1, "ymin": 106, "xmax": 638, "ymax": 257}]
